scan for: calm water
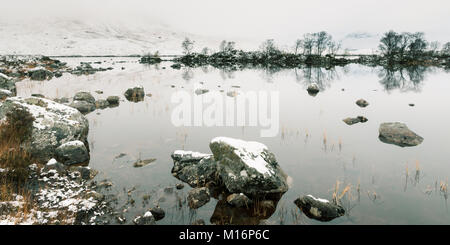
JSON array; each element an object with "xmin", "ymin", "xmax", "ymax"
[{"xmin": 16, "ymin": 58, "xmax": 450, "ymax": 224}]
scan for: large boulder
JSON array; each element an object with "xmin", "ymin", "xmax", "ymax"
[
  {"xmin": 0, "ymin": 97, "xmax": 89, "ymax": 163},
  {"xmin": 379, "ymin": 122, "xmax": 423, "ymax": 147},
  {"xmin": 294, "ymin": 195, "xmax": 345, "ymax": 222},
  {"xmin": 0, "ymin": 89, "xmax": 13, "ymax": 100},
  {"xmin": 210, "ymin": 137, "xmax": 288, "ymax": 197},
  {"xmin": 69, "ymin": 100, "xmax": 96, "ymax": 114},
  {"xmin": 124, "ymin": 86, "xmax": 145, "ymax": 102},
  {"xmin": 28, "ymin": 69, "xmax": 53, "ymax": 81},
  {"xmin": 0, "ymin": 73, "xmax": 16, "ymax": 96},
  {"xmin": 73, "ymin": 92, "xmax": 95, "ymax": 104},
  {"xmin": 306, "ymin": 83, "xmax": 320, "ymax": 96},
  {"xmin": 171, "ymin": 150, "xmax": 217, "ymax": 187},
  {"xmin": 187, "ymin": 187, "xmax": 211, "ymax": 209},
  {"xmin": 55, "ymin": 140, "xmax": 90, "ymax": 165}
]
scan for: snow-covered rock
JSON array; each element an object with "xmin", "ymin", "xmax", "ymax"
[
  {"xmin": 55, "ymin": 140, "xmax": 90, "ymax": 166},
  {"xmin": 0, "ymin": 97, "xmax": 89, "ymax": 163},
  {"xmin": 210, "ymin": 137, "xmax": 288, "ymax": 197},
  {"xmin": 294, "ymin": 195, "xmax": 345, "ymax": 222}
]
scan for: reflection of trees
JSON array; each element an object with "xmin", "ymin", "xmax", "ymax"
[
  {"xmin": 377, "ymin": 66, "xmax": 429, "ymax": 92},
  {"xmin": 181, "ymin": 68, "xmax": 194, "ymax": 82},
  {"xmin": 295, "ymin": 66, "xmax": 339, "ymax": 90},
  {"xmin": 219, "ymin": 68, "xmax": 236, "ymax": 80}
]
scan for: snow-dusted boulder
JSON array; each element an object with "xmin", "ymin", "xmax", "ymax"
[
  {"xmin": 170, "ymin": 150, "xmax": 217, "ymax": 187},
  {"xmin": 379, "ymin": 122, "xmax": 423, "ymax": 147},
  {"xmin": 294, "ymin": 195, "xmax": 345, "ymax": 222},
  {"xmin": 0, "ymin": 73, "xmax": 16, "ymax": 96},
  {"xmin": 0, "ymin": 97, "xmax": 89, "ymax": 163},
  {"xmin": 210, "ymin": 137, "xmax": 288, "ymax": 197},
  {"xmin": 55, "ymin": 140, "xmax": 90, "ymax": 166},
  {"xmin": 124, "ymin": 86, "xmax": 145, "ymax": 102}
]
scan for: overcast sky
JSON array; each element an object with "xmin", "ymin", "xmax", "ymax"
[{"xmin": 2, "ymin": 0, "xmax": 450, "ymax": 43}]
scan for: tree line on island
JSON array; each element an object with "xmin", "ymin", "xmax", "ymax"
[{"xmin": 140, "ymin": 30, "xmax": 450, "ymax": 69}]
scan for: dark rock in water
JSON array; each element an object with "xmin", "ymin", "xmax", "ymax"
[
  {"xmin": 133, "ymin": 211, "xmax": 156, "ymax": 225},
  {"xmin": 209, "ymin": 137, "xmax": 289, "ymax": 197},
  {"xmin": 164, "ymin": 187, "xmax": 174, "ymax": 194},
  {"xmin": 195, "ymin": 89, "xmax": 209, "ymax": 95},
  {"xmin": 54, "ymin": 72, "xmax": 63, "ymax": 78},
  {"xmin": 0, "ymin": 97, "xmax": 89, "ymax": 163},
  {"xmin": 29, "ymin": 69, "xmax": 53, "ymax": 81},
  {"xmin": 124, "ymin": 86, "xmax": 145, "ymax": 102},
  {"xmin": 356, "ymin": 99, "xmax": 369, "ymax": 107},
  {"xmin": 149, "ymin": 206, "xmax": 165, "ymax": 221},
  {"xmin": 187, "ymin": 187, "xmax": 211, "ymax": 209},
  {"xmin": 133, "ymin": 158, "xmax": 156, "ymax": 168},
  {"xmin": 171, "ymin": 63, "xmax": 182, "ymax": 69},
  {"xmin": 171, "ymin": 150, "xmax": 217, "ymax": 187},
  {"xmin": 95, "ymin": 99, "xmax": 109, "ymax": 109},
  {"xmin": 55, "ymin": 140, "xmax": 90, "ymax": 166},
  {"xmin": 226, "ymin": 193, "xmax": 253, "ymax": 207},
  {"xmin": 31, "ymin": 94, "xmax": 45, "ymax": 98},
  {"xmin": 106, "ymin": 96, "xmax": 120, "ymax": 105},
  {"xmin": 343, "ymin": 116, "xmax": 368, "ymax": 125},
  {"xmin": 176, "ymin": 183, "xmax": 185, "ymax": 190},
  {"xmin": 409, "ymin": 103, "xmax": 415, "ymax": 107},
  {"xmin": 294, "ymin": 195, "xmax": 345, "ymax": 222},
  {"xmin": 95, "ymin": 90, "xmax": 103, "ymax": 94},
  {"xmin": 191, "ymin": 219, "xmax": 205, "ymax": 225},
  {"xmin": 379, "ymin": 122, "xmax": 423, "ymax": 147},
  {"xmin": 70, "ymin": 100, "xmax": 96, "ymax": 114},
  {"xmin": 306, "ymin": 83, "xmax": 320, "ymax": 96},
  {"xmin": 73, "ymin": 91, "xmax": 95, "ymax": 104}
]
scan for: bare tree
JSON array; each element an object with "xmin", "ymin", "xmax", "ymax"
[
  {"xmin": 407, "ymin": 32, "xmax": 427, "ymax": 57},
  {"xmin": 219, "ymin": 40, "xmax": 236, "ymax": 53},
  {"xmin": 327, "ymin": 40, "xmax": 342, "ymax": 55},
  {"xmin": 442, "ymin": 42, "xmax": 450, "ymax": 55},
  {"xmin": 294, "ymin": 39, "xmax": 303, "ymax": 55},
  {"xmin": 201, "ymin": 47, "xmax": 209, "ymax": 55},
  {"xmin": 260, "ymin": 39, "xmax": 280, "ymax": 56},
  {"xmin": 181, "ymin": 37, "xmax": 195, "ymax": 55},
  {"xmin": 429, "ymin": 41, "xmax": 441, "ymax": 54},
  {"xmin": 313, "ymin": 31, "xmax": 332, "ymax": 56},
  {"xmin": 379, "ymin": 30, "xmax": 402, "ymax": 57},
  {"xmin": 302, "ymin": 33, "xmax": 314, "ymax": 55}
]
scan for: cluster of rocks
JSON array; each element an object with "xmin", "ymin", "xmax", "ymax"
[
  {"xmin": 343, "ymin": 116, "xmax": 368, "ymax": 125},
  {"xmin": 68, "ymin": 91, "xmax": 120, "ymax": 114},
  {"xmin": 0, "ymin": 56, "xmax": 67, "ymax": 81},
  {"xmin": 0, "ymin": 96, "xmax": 91, "ymax": 165},
  {"xmin": 70, "ymin": 62, "xmax": 113, "ymax": 76},
  {"xmin": 171, "ymin": 137, "xmax": 289, "ymax": 224}
]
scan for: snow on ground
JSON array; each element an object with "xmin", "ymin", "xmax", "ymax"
[{"xmin": 0, "ymin": 17, "xmax": 221, "ymax": 56}]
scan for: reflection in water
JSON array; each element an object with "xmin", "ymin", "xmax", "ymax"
[
  {"xmin": 377, "ymin": 65, "xmax": 431, "ymax": 92},
  {"xmin": 295, "ymin": 66, "xmax": 339, "ymax": 91},
  {"xmin": 210, "ymin": 195, "xmax": 282, "ymax": 225},
  {"xmin": 182, "ymin": 68, "xmax": 194, "ymax": 82}
]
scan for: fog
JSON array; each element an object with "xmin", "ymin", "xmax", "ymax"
[{"xmin": 1, "ymin": 0, "xmax": 449, "ymax": 45}]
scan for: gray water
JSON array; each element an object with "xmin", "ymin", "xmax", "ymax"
[{"xmin": 16, "ymin": 58, "xmax": 450, "ymax": 224}]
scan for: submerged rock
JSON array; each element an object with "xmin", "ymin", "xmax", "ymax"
[
  {"xmin": 0, "ymin": 97, "xmax": 89, "ymax": 163},
  {"xmin": 195, "ymin": 89, "xmax": 209, "ymax": 95},
  {"xmin": 124, "ymin": 86, "xmax": 145, "ymax": 102},
  {"xmin": 187, "ymin": 187, "xmax": 211, "ymax": 209},
  {"xmin": 379, "ymin": 122, "xmax": 423, "ymax": 147},
  {"xmin": 306, "ymin": 83, "xmax": 320, "ymax": 96},
  {"xmin": 343, "ymin": 116, "xmax": 368, "ymax": 125},
  {"xmin": 133, "ymin": 158, "xmax": 156, "ymax": 168},
  {"xmin": 356, "ymin": 99, "xmax": 369, "ymax": 108},
  {"xmin": 294, "ymin": 195, "xmax": 345, "ymax": 222},
  {"xmin": 55, "ymin": 140, "xmax": 90, "ymax": 166},
  {"xmin": 210, "ymin": 137, "xmax": 289, "ymax": 197}
]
